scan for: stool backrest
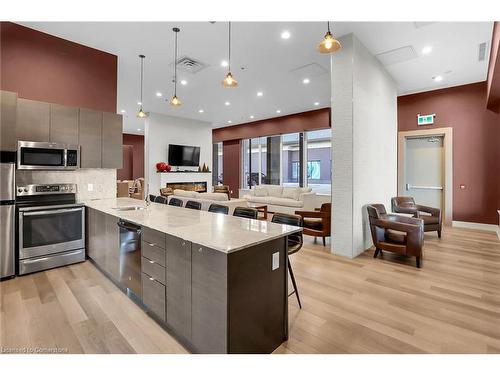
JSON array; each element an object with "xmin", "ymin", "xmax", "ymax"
[
  {"xmin": 208, "ymin": 204, "xmax": 229, "ymax": 215},
  {"xmin": 168, "ymin": 197, "xmax": 183, "ymax": 207},
  {"xmin": 271, "ymin": 213, "xmax": 303, "ymax": 255},
  {"xmin": 185, "ymin": 200, "xmax": 202, "ymax": 210},
  {"xmin": 233, "ymin": 207, "xmax": 258, "ymax": 219}
]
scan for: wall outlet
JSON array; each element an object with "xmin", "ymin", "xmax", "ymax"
[
  {"xmin": 272, "ymin": 252, "xmax": 279, "ymax": 271},
  {"xmin": 87, "ymin": 183, "xmax": 94, "ymax": 192}
]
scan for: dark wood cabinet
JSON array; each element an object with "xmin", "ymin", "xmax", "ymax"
[
  {"xmin": 78, "ymin": 108, "xmax": 102, "ymax": 168},
  {"xmin": 166, "ymin": 236, "xmax": 192, "ymax": 342},
  {"xmin": 0, "ymin": 90, "xmax": 17, "ymax": 151},
  {"xmin": 102, "ymin": 112, "xmax": 123, "ymax": 169},
  {"xmin": 191, "ymin": 244, "xmax": 228, "ymax": 353},
  {"xmin": 16, "ymin": 98, "xmax": 50, "ymax": 142},
  {"xmin": 49, "ymin": 104, "xmax": 79, "ymax": 145}
]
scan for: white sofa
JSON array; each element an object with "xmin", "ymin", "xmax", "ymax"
[
  {"xmin": 168, "ymin": 190, "xmax": 247, "ymax": 214},
  {"xmin": 242, "ymin": 184, "xmax": 316, "ymax": 214}
]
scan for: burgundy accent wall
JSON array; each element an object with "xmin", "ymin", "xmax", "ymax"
[
  {"xmin": 222, "ymin": 140, "xmax": 241, "ymax": 198},
  {"xmin": 487, "ymin": 22, "xmax": 500, "ymax": 112},
  {"xmin": 0, "ymin": 22, "xmax": 117, "ymax": 112},
  {"xmin": 398, "ymin": 82, "xmax": 500, "ymax": 225},
  {"xmin": 118, "ymin": 134, "xmax": 144, "ymax": 180},
  {"xmin": 213, "ymin": 108, "xmax": 330, "ymax": 143}
]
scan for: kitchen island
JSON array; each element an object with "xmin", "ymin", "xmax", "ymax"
[{"xmin": 84, "ymin": 197, "xmax": 301, "ymax": 354}]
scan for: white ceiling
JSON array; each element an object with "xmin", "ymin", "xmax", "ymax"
[{"xmin": 20, "ymin": 22, "xmax": 494, "ymax": 134}]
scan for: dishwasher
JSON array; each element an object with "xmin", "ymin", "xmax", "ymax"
[{"xmin": 117, "ymin": 220, "xmax": 142, "ymax": 299}]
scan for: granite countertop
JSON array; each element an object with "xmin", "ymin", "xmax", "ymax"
[{"xmin": 83, "ymin": 197, "xmax": 302, "ymax": 253}]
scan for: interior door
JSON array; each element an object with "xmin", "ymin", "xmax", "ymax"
[{"xmin": 405, "ymin": 136, "xmax": 444, "ymax": 210}]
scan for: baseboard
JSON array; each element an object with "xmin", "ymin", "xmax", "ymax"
[{"xmin": 452, "ymin": 220, "xmax": 499, "ymax": 234}]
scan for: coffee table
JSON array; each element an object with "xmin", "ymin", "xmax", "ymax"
[{"xmin": 247, "ymin": 203, "xmax": 268, "ymax": 220}]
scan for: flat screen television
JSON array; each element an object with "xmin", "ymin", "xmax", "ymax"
[{"xmin": 168, "ymin": 144, "xmax": 200, "ymax": 167}]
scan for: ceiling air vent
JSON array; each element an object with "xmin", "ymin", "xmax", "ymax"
[
  {"xmin": 172, "ymin": 56, "xmax": 208, "ymax": 74},
  {"xmin": 478, "ymin": 42, "xmax": 488, "ymax": 62},
  {"xmin": 376, "ymin": 46, "xmax": 417, "ymax": 66},
  {"xmin": 413, "ymin": 22, "xmax": 435, "ymax": 29}
]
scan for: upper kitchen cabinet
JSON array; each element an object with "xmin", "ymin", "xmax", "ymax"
[
  {"xmin": 49, "ymin": 104, "xmax": 79, "ymax": 145},
  {"xmin": 0, "ymin": 90, "xmax": 18, "ymax": 151},
  {"xmin": 16, "ymin": 98, "xmax": 50, "ymax": 143},
  {"xmin": 102, "ymin": 112, "xmax": 123, "ymax": 169},
  {"xmin": 78, "ymin": 108, "xmax": 102, "ymax": 168}
]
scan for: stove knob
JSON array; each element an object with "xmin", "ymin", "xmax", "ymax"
[
  {"xmin": 23, "ymin": 188, "xmax": 28, "ymax": 192},
  {"xmin": 18, "ymin": 188, "xmax": 23, "ymax": 193}
]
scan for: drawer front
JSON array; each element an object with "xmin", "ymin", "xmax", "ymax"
[
  {"xmin": 141, "ymin": 256, "xmax": 166, "ymax": 285},
  {"xmin": 142, "ymin": 241, "xmax": 166, "ymax": 267},
  {"xmin": 142, "ymin": 273, "xmax": 166, "ymax": 321},
  {"xmin": 143, "ymin": 227, "xmax": 166, "ymax": 249}
]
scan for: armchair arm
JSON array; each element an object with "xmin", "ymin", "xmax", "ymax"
[
  {"xmin": 373, "ymin": 217, "xmax": 423, "ymax": 233},
  {"xmin": 295, "ymin": 210, "xmax": 329, "ymax": 219},
  {"xmin": 416, "ymin": 204, "xmax": 440, "ymax": 217},
  {"xmin": 393, "ymin": 205, "xmax": 419, "ymax": 218}
]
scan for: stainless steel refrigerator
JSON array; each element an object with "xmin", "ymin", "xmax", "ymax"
[{"xmin": 0, "ymin": 151, "xmax": 15, "ymax": 279}]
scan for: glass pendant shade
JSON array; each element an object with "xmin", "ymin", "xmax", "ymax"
[
  {"xmin": 137, "ymin": 107, "xmax": 148, "ymax": 118},
  {"xmin": 222, "ymin": 72, "xmax": 238, "ymax": 88},
  {"xmin": 170, "ymin": 95, "xmax": 181, "ymax": 106},
  {"xmin": 318, "ymin": 31, "xmax": 341, "ymax": 53}
]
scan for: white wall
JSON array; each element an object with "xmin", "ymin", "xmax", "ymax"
[
  {"xmin": 145, "ymin": 112, "xmax": 213, "ymax": 195},
  {"xmin": 332, "ymin": 34, "xmax": 398, "ymax": 258}
]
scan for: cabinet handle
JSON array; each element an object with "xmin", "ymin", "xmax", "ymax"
[
  {"xmin": 148, "ymin": 243, "xmax": 156, "ymax": 247},
  {"xmin": 182, "ymin": 241, "xmax": 186, "ymax": 246},
  {"xmin": 198, "ymin": 248, "xmax": 203, "ymax": 253},
  {"xmin": 149, "ymin": 260, "xmax": 155, "ymax": 264},
  {"xmin": 149, "ymin": 277, "xmax": 154, "ymax": 281}
]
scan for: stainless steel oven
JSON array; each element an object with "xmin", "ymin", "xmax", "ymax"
[
  {"xmin": 17, "ymin": 141, "xmax": 79, "ymax": 170},
  {"xmin": 16, "ymin": 184, "xmax": 85, "ymax": 275}
]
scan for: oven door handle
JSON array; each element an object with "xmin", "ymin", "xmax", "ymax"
[{"xmin": 22, "ymin": 207, "xmax": 84, "ymax": 216}]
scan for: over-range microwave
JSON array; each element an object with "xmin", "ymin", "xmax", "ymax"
[{"xmin": 17, "ymin": 141, "xmax": 79, "ymax": 170}]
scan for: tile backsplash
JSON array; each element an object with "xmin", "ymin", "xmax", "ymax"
[{"xmin": 16, "ymin": 169, "xmax": 117, "ymax": 201}]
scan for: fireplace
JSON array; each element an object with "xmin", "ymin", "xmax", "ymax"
[{"xmin": 166, "ymin": 181, "xmax": 208, "ymax": 193}]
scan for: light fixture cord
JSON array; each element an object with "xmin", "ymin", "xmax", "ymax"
[
  {"xmin": 174, "ymin": 30, "xmax": 178, "ymax": 96},
  {"xmin": 140, "ymin": 56, "xmax": 144, "ymax": 104},
  {"xmin": 327, "ymin": 21, "xmax": 331, "ymax": 33},
  {"xmin": 228, "ymin": 21, "xmax": 231, "ymax": 72}
]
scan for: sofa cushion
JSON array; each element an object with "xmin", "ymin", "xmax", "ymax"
[
  {"xmin": 174, "ymin": 189, "xmax": 198, "ymax": 198},
  {"xmin": 263, "ymin": 185, "xmax": 283, "ymax": 197},
  {"xmin": 385, "ymin": 229, "xmax": 407, "ymax": 244},
  {"xmin": 254, "ymin": 186, "xmax": 268, "ymax": 197},
  {"xmin": 249, "ymin": 196, "xmax": 303, "ymax": 208},
  {"xmin": 199, "ymin": 192, "xmax": 228, "ymax": 201},
  {"xmin": 281, "ymin": 187, "xmax": 300, "ymax": 201},
  {"xmin": 303, "ymin": 218, "xmax": 323, "ymax": 230}
]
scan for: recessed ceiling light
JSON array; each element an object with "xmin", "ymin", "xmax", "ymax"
[
  {"xmin": 120, "ymin": 109, "xmax": 126, "ymax": 113},
  {"xmin": 281, "ymin": 31, "xmax": 291, "ymax": 39},
  {"xmin": 156, "ymin": 92, "xmax": 162, "ymax": 97},
  {"xmin": 137, "ymin": 101, "xmax": 142, "ymax": 105},
  {"xmin": 198, "ymin": 109, "xmax": 204, "ymax": 113},
  {"xmin": 433, "ymin": 75, "xmax": 443, "ymax": 82},
  {"xmin": 225, "ymin": 101, "xmax": 230, "ymax": 106},
  {"xmin": 221, "ymin": 60, "xmax": 229, "ymax": 67},
  {"xmin": 137, "ymin": 128, "xmax": 142, "ymax": 131},
  {"xmin": 314, "ymin": 102, "xmax": 320, "ymax": 106},
  {"xmin": 250, "ymin": 115, "xmax": 255, "ymax": 119},
  {"xmin": 422, "ymin": 46, "xmax": 433, "ymax": 55},
  {"xmin": 257, "ymin": 91, "xmax": 263, "ymax": 97},
  {"xmin": 302, "ymin": 78, "xmax": 310, "ymax": 84},
  {"xmin": 180, "ymin": 80, "xmax": 187, "ymax": 85},
  {"xmin": 276, "ymin": 109, "xmax": 281, "ymax": 114},
  {"xmin": 227, "ymin": 120, "xmax": 232, "ymax": 124}
]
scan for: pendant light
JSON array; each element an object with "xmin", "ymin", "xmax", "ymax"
[
  {"xmin": 170, "ymin": 27, "xmax": 181, "ymax": 107},
  {"xmin": 222, "ymin": 22, "xmax": 238, "ymax": 88},
  {"xmin": 318, "ymin": 21, "xmax": 342, "ymax": 54},
  {"xmin": 137, "ymin": 54, "xmax": 148, "ymax": 118}
]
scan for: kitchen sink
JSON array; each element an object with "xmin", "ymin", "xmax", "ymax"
[{"xmin": 112, "ymin": 206, "xmax": 147, "ymax": 211}]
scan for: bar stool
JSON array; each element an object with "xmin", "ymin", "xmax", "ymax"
[
  {"xmin": 149, "ymin": 194, "xmax": 157, "ymax": 202},
  {"xmin": 154, "ymin": 196, "xmax": 167, "ymax": 204},
  {"xmin": 208, "ymin": 204, "xmax": 229, "ymax": 214},
  {"xmin": 168, "ymin": 197, "xmax": 183, "ymax": 207},
  {"xmin": 185, "ymin": 200, "xmax": 202, "ymax": 210},
  {"xmin": 233, "ymin": 207, "xmax": 258, "ymax": 219},
  {"xmin": 271, "ymin": 213, "xmax": 303, "ymax": 309}
]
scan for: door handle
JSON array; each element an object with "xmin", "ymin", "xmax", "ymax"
[{"xmin": 407, "ymin": 184, "xmax": 443, "ymax": 190}]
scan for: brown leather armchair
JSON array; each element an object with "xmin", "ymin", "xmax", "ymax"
[
  {"xmin": 295, "ymin": 203, "xmax": 331, "ymax": 246},
  {"xmin": 391, "ymin": 196, "xmax": 442, "ymax": 238},
  {"xmin": 367, "ymin": 204, "xmax": 424, "ymax": 268}
]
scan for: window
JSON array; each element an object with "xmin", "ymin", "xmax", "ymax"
[
  {"xmin": 306, "ymin": 129, "xmax": 331, "ymax": 194},
  {"xmin": 240, "ymin": 128, "xmax": 331, "ymax": 194},
  {"xmin": 212, "ymin": 142, "xmax": 223, "ymax": 186}
]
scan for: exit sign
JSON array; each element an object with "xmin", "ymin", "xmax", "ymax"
[{"xmin": 417, "ymin": 113, "xmax": 435, "ymax": 125}]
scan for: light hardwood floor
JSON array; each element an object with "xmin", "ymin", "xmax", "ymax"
[{"xmin": 1, "ymin": 226, "xmax": 499, "ymax": 354}]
